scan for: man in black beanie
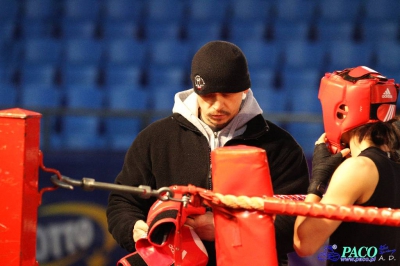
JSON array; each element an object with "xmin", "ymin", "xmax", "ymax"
[{"xmin": 107, "ymin": 40, "xmax": 309, "ymax": 266}]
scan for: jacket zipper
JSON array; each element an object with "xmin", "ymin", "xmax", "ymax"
[{"xmin": 209, "ymin": 131, "xmax": 219, "ymax": 190}]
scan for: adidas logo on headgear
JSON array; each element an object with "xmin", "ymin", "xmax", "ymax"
[{"xmin": 382, "ymin": 88, "xmax": 393, "ymax": 98}]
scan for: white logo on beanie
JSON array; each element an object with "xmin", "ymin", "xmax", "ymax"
[{"xmin": 194, "ymin": 75, "xmax": 205, "ymax": 91}]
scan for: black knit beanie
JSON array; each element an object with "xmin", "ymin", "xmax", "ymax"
[{"xmin": 191, "ymin": 41, "xmax": 251, "ymax": 95}]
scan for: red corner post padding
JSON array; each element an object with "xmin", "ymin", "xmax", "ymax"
[
  {"xmin": 0, "ymin": 108, "xmax": 41, "ymax": 265},
  {"xmin": 211, "ymin": 145, "xmax": 278, "ymax": 266}
]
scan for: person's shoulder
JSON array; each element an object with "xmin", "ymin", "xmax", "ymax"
[
  {"xmin": 137, "ymin": 113, "xmax": 195, "ymax": 139},
  {"xmin": 336, "ymin": 156, "xmax": 376, "ymax": 179},
  {"xmin": 343, "ymin": 155, "xmax": 375, "ymax": 167},
  {"xmin": 326, "ymin": 155, "xmax": 378, "ymax": 205},
  {"xmin": 265, "ymin": 120, "xmax": 283, "ymax": 132},
  {"xmin": 134, "ymin": 115, "xmax": 175, "ymax": 140},
  {"xmin": 144, "ymin": 115, "xmax": 178, "ymax": 129},
  {"xmin": 253, "ymin": 119, "xmax": 304, "ymax": 155}
]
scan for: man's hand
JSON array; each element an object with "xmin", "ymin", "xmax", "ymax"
[
  {"xmin": 308, "ymin": 133, "xmax": 350, "ymax": 197},
  {"xmin": 184, "ymin": 211, "xmax": 215, "ymax": 241},
  {"xmin": 133, "ymin": 220, "xmax": 148, "ymax": 242}
]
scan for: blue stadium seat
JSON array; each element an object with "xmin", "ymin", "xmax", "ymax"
[
  {"xmin": 105, "ymin": 39, "xmax": 147, "ymax": 67},
  {"xmin": 0, "ymin": 65, "xmax": 15, "ymax": 84},
  {"xmin": 326, "ymin": 41, "xmax": 373, "ymax": 72},
  {"xmin": 23, "ymin": 38, "xmax": 62, "ymax": 65},
  {"xmin": 251, "ymin": 87, "xmax": 288, "ymax": 113},
  {"xmin": 60, "ymin": 20, "xmax": 97, "ymax": 39},
  {"xmin": 0, "ymin": 39, "xmax": 19, "ymax": 71},
  {"xmin": 104, "ymin": 65, "xmax": 142, "ymax": 86},
  {"xmin": 316, "ymin": 0, "xmax": 363, "ymax": 22},
  {"xmin": 0, "ymin": 84, "xmax": 17, "ymax": 109},
  {"xmin": 185, "ymin": 22, "xmax": 223, "ymax": 43},
  {"xmin": 187, "ymin": 0, "xmax": 229, "ymax": 23},
  {"xmin": 234, "ymin": 40, "xmax": 282, "ymax": 71},
  {"xmin": 61, "ymin": 85, "xmax": 105, "ymax": 145},
  {"xmin": 21, "ymin": 64, "xmax": 57, "ymax": 85},
  {"xmin": 60, "ymin": 85, "xmax": 106, "ymax": 150},
  {"xmin": 230, "ymin": 0, "xmax": 272, "ymax": 23},
  {"xmin": 316, "ymin": 21, "xmax": 355, "ymax": 43},
  {"xmin": 273, "ymin": 0, "xmax": 318, "ymax": 22},
  {"xmin": 20, "ymin": 19, "xmax": 54, "ymax": 38},
  {"xmin": 362, "ymin": 0, "xmax": 400, "ymax": 21},
  {"xmin": 148, "ymin": 40, "xmax": 191, "ymax": 67},
  {"xmin": 62, "ymin": 0, "xmax": 100, "ymax": 21},
  {"xmin": 361, "ymin": 21, "xmax": 399, "ymax": 44},
  {"xmin": 286, "ymin": 122, "xmax": 324, "ymax": 157},
  {"xmin": 19, "ymin": 84, "xmax": 62, "ymax": 150},
  {"xmin": 287, "ymin": 85, "xmax": 321, "ymax": 114},
  {"xmin": 62, "ymin": 115, "xmax": 100, "ymax": 134},
  {"xmin": 0, "ymin": 21, "xmax": 15, "ymax": 40},
  {"xmin": 281, "ymin": 68, "xmax": 321, "ymax": 91},
  {"xmin": 101, "ymin": 20, "xmax": 139, "ymax": 39},
  {"xmin": 63, "ymin": 39, "xmax": 103, "ymax": 66},
  {"xmin": 23, "ymin": 0, "xmax": 58, "ymax": 21},
  {"xmin": 64, "ymin": 85, "xmax": 104, "ymax": 109},
  {"xmin": 285, "ymin": 81, "xmax": 321, "ymax": 116},
  {"xmin": 151, "ymin": 89, "xmax": 177, "ymax": 111},
  {"xmin": 144, "ymin": 0, "xmax": 185, "ymax": 23},
  {"xmin": 105, "ymin": 87, "xmax": 149, "ymax": 150},
  {"xmin": 0, "ymin": 0, "xmax": 18, "ymax": 22},
  {"xmin": 282, "ymin": 41, "xmax": 327, "ymax": 71},
  {"xmin": 228, "ymin": 20, "xmax": 267, "ymax": 42},
  {"xmin": 62, "ymin": 64, "xmax": 99, "ymax": 86},
  {"xmin": 374, "ymin": 41, "xmax": 400, "ymax": 73},
  {"xmin": 146, "ymin": 65, "xmax": 186, "ymax": 88},
  {"xmin": 41, "ymin": 116, "xmax": 61, "ymax": 150},
  {"xmin": 105, "ymin": 118, "xmax": 141, "ymax": 150},
  {"xmin": 144, "ymin": 21, "xmax": 182, "ymax": 41},
  {"xmin": 273, "ymin": 21, "xmax": 310, "ymax": 43},
  {"xmin": 107, "ymin": 86, "xmax": 149, "ymax": 111},
  {"xmin": 250, "ymin": 68, "xmax": 276, "ymax": 90},
  {"xmin": 20, "ymin": 85, "xmax": 62, "ymax": 109},
  {"xmin": 60, "ymin": 116, "xmax": 105, "ymax": 150},
  {"xmin": 20, "ymin": 0, "xmax": 58, "ymax": 38},
  {"xmin": 103, "ymin": 0, "xmax": 144, "ymax": 23}
]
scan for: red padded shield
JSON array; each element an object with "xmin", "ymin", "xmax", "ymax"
[{"xmin": 212, "ymin": 145, "xmax": 278, "ymax": 266}]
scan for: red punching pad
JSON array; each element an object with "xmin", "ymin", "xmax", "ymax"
[{"xmin": 212, "ymin": 145, "xmax": 278, "ymax": 266}]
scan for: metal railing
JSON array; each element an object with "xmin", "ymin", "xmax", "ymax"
[{"xmin": 32, "ymin": 107, "xmax": 323, "ymax": 151}]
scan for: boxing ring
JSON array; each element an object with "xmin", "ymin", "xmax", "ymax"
[{"xmin": 1, "ymin": 108, "xmax": 400, "ymax": 266}]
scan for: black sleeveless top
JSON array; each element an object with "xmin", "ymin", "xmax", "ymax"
[{"xmin": 326, "ymin": 147, "xmax": 400, "ymax": 265}]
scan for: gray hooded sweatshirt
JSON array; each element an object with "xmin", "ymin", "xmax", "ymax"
[{"xmin": 172, "ymin": 88, "xmax": 263, "ymax": 150}]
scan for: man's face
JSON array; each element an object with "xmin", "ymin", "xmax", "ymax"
[{"xmin": 197, "ymin": 90, "xmax": 247, "ymax": 131}]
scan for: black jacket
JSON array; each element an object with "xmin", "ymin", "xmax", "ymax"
[{"xmin": 107, "ymin": 113, "xmax": 309, "ymax": 263}]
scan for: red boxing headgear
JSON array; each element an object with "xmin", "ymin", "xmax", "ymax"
[{"xmin": 318, "ymin": 66, "xmax": 399, "ymax": 153}]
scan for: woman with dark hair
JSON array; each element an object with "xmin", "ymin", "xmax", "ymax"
[{"xmin": 294, "ymin": 66, "xmax": 400, "ymax": 265}]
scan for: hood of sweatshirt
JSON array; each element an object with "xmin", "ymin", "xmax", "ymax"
[{"xmin": 172, "ymin": 88, "xmax": 263, "ymax": 150}]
